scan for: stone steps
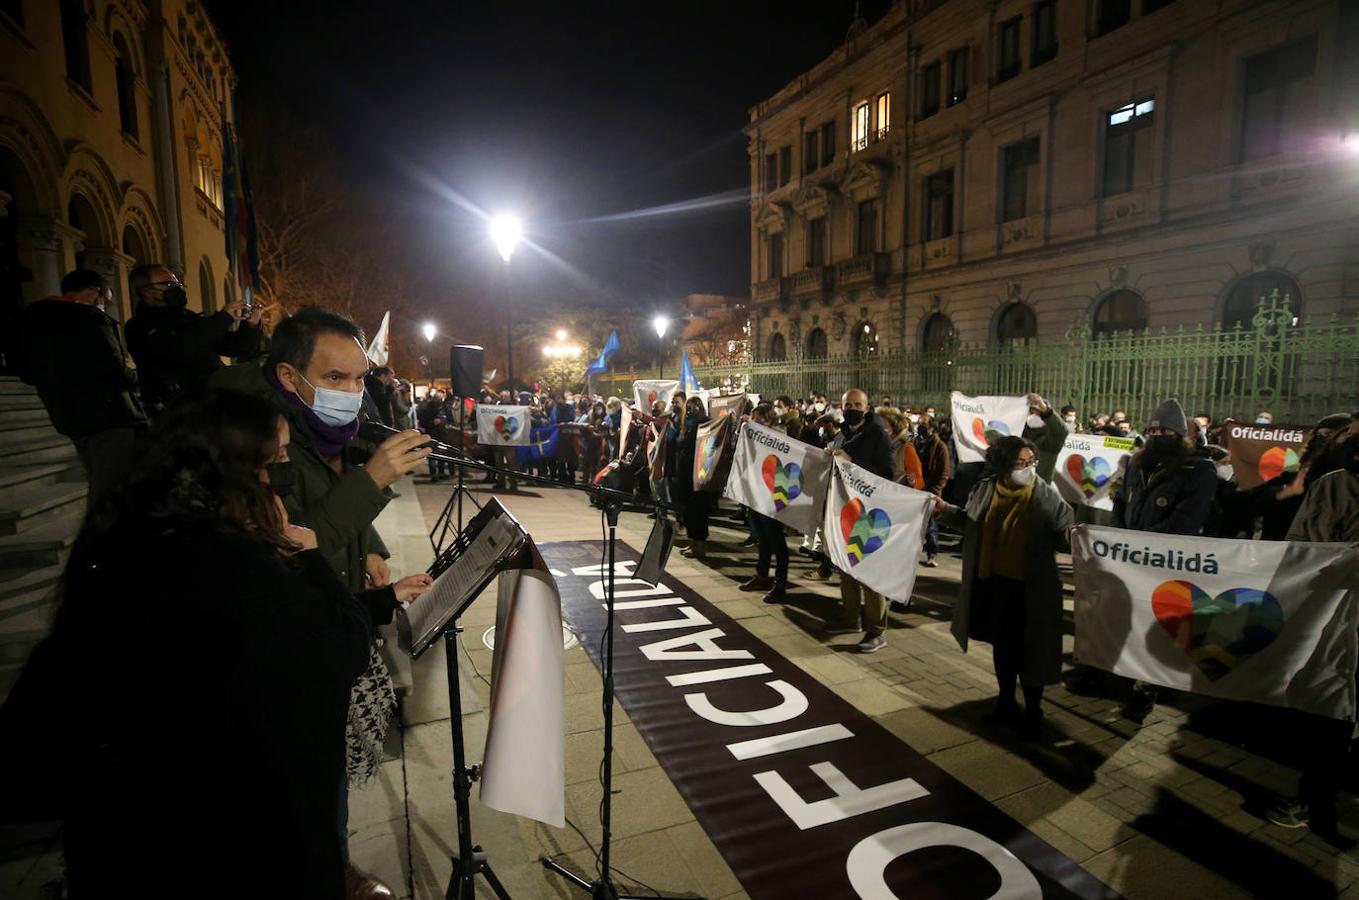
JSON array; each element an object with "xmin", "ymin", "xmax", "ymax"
[
  {"xmin": 0, "ymin": 404, "xmax": 51, "ymax": 427},
  {"xmin": 0, "ymin": 377, "xmax": 38, "ymax": 396},
  {"xmin": 0, "ymin": 511, "xmax": 81, "ymax": 570},
  {"xmin": 0, "ymin": 434, "xmax": 79, "ymax": 467},
  {"xmin": 0, "ymin": 463, "xmax": 70, "ymax": 505},
  {"xmin": 0, "ymin": 480, "xmax": 88, "ymax": 535},
  {"xmin": 0, "ymin": 421, "xmax": 60, "ymax": 446}
]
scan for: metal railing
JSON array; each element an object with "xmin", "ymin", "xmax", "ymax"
[{"xmin": 677, "ymin": 292, "xmax": 1358, "ymax": 423}]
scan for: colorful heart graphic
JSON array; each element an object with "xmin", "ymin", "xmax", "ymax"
[
  {"xmin": 970, "ymin": 417, "xmax": 1012, "ymax": 448},
  {"xmin": 647, "ymin": 390, "xmax": 659, "ymax": 406},
  {"xmin": 760, "ymin": 455, "xmax": 802, "ymax": 511},
  {"xmin": 1258, "ymin": 446, "xmax": 1301, "ymax": 482},
  {"xmin": 1151, "ymin": 580, "xmax": 1285, "ymax": 681},
  {"xmin": 1065, "ymin": 454, "xmax": 1112, "ymax": 499},
  {"xmin": 838, "ymin": 498, "xmax": 892, "ymax": 566},
  {"xmin": 494, "ymin": 415, "xmax": 518, "ymax": 440},
  {"xmin": 696, "ymin": 433, "xmax": 721, "ymax": 483}
]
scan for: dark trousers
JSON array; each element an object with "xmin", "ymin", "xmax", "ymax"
[
  {"xmin": 74, "ymin": 426, "xmax": 139, "ymax": 508},
  {"xmin": 683, "ymin": 489, "xmax": 712, "ymax": 541},
  {"xmin": 974, "ymin": 576, "xmax": 1042, "ymax": 715},
  {"xmin": 923, "ymin": 517, "xmax": 940, "ymax": 557},
  {"xmin": 753, "ymin": 512, "xmax": 788, "ymax": 582}
]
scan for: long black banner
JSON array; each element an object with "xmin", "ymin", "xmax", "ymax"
[{"xmin": 543, "ymin": 540, "xmax": 1118, "ymax": 899}]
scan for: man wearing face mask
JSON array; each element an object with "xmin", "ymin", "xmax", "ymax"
[
  {"xmin": 19, "ymin": 269, "xmax": 146, "ymax": 504},
  {"xmin": 215, "ymin": 307, "xmax": 431, "ymax": 895},
  {"xmin": 1111, "ymin": 398, "xmax": 1217, "ymax": 723},
  {"xmin": 824, "ymin": 389, "xmax": 896, "ymax": 652},
  {"xmin": 125, "ymin": 263, "xmax": 265, "ymax": 415}
]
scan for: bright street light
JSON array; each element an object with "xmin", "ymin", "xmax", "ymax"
[
  {"xmin": 489, "ymin": 213, "xmax": 522, "ymax": 263},
  {"xmin": 422, "ymin": 322, "xmax": 437, "ymax": 342},
  {"xmin": 555, "ymin": 328, "xmax": 567, "ymax": 341},
  {"xmin": 653, "ymin": 315, "xmax": 669, "ymax": 339}
]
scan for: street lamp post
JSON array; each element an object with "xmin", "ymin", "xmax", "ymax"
[
  {"xmin": 490, "ymin": 214, "xmax": 522, "ymax": 391},
  {"xmin": 653, "ymin": 314, "xmax": 669, "ymax": 379}
]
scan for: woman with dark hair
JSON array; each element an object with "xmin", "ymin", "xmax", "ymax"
[
  {"xmin": 0, "ymin": 390, "xmax": 429, "ymax": 900},
  {"xmin": 675, "ymin": 395, "xmax": 713, "ymax": 559},
  {"xmin": 739, "ymin": 403, "xmax": 791, "ymax": 602},
  {"xmin": 934, "ymin": 434, "xmax": 1074, "ymax": 739}
]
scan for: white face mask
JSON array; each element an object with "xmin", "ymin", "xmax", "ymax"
[
  {"xmin": 1026, "ymin": 414, "xmax": 1045, "ymax": 430},
  {"xmin": 1010, "ymin": 466, "xmax": 1036, "ymax": 487},
  {"xmin": 813, "ymin": 402, "xmax": 825, "ymax": 413},
  {"xmin": 296, "ymin": 371, "xmax": 364, "ymax": 427},
  {"xmin": 1217, "ymin": 463, "xmax": 1235, "ymax": 482}
]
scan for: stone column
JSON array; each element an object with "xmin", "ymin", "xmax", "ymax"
[
  {"xmin": 16, "ymin": 220, "xmax": 72, "ymax": 301},
  {"xmin": 81, "ymin": 246, "xmax": 135, "ymax": 323}
]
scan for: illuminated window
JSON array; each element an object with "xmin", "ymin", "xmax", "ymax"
[
  {"xmin": 875, "ymin": 92, "xmax": 890, "ymax": 141},
  {"xmin": 1103, "ymin": 98, "xmax": 1154, "ymax": 196},
  {"xmin": 195, "ymin": 153, "xmax": 223, "ymax": 210},
  {"xmin": 852, "ymin": 102, "xmax": 871, "ymax": 152}
]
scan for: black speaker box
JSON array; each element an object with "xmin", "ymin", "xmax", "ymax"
[{"xmin": 450, "ymin": 344, "xmax": 484, "ymax": 397}]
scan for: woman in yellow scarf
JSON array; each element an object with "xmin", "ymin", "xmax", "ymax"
[{"xmin": 936, "ymin": 435, "xmax": 1073, "ymax": 739}]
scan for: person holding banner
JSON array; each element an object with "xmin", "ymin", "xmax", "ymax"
[
  {"xmin": 737, "ymin": 403, "xmax": 793, "ymax": 603},
  {"xmin": 824, "ymin": 389, "xmax": 896, "ymax": 651},
  {"xmin": 935, "ymin": 435, "xmax": 1073, "ymax": 739},
  {"xmin": 676, "ymin": 395, "xmax": 713, "ymax": 559},
  {"xmin": 914, "ymin": 416, "xmax": 952, "ymax": 567}
]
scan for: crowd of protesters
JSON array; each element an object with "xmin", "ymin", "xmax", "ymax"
[{"xmin": 3, "ymin": 264, "xmax": 1358, "ymax": 894}]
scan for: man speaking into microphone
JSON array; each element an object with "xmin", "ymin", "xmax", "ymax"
[{"xmin": 215, "ymin": 306, "xmax": 430, "ymax": 896}]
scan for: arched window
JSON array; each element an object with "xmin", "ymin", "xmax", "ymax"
[
  {"xmin": 67, "ymin": 194, "xmax": 104, "ymax": 269},
  {"xmin": 1091, "ymin": 289, "xmax": 1147, "ymax": 338},
  {"xmin": 921, "ymin": 312, "xmax": 956, "ymax": 351},
  {"xmin": 223, "ymin": 277, "xmax": 233, "ymax": 308},
  {"xmin": 805, "ymin": 328, "xmax": 828, "ymax": 359},
  {"xmin": 995, "ymin": 303, "xmax": 1037, "ymax": 344},
  {"xmin": 59, "ymin": 0, "xmax": 92, "ymax": 95},
  {"xmin": 767, "ymin": 332, "xmax": 787, "ymax": 361},
  {"xmin": 113, "ymin": 33, "xmax": 139, "ymax": 139},
  {"xmin": 853, "ymin": 321, "xmax": 879, "ymax": 356},
  {"xmin": 198, "ymin": 258, "xmax": 215, "ymax": 313},
  {"xmin": 1223, "ymin": 271, "xmax": 1302, "ymax": 330}
]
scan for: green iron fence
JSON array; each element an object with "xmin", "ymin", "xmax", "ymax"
[{"xmin": 671, "ymin": 291, "xmax": 1357, "ymax": 425}]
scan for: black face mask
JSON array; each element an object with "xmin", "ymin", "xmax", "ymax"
[
  {"xmin": 842, "ymin": 409, "xmax": 865, "ymax": 427},
  {"xmin": 1343, "ymin": 439, "xmax": 1359, "ymax": 474},
  {"xmin": 162, "ymin": 285, "xmax": 188, "ymax": 310},
  {"xmin": 266, "ymin": 462, "xmax": 296, "ymax": 499}
]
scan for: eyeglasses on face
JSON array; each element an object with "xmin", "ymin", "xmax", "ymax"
[{"xmin": 1012, "ymin": 458, "xmax": 1037, "ymax": 469}]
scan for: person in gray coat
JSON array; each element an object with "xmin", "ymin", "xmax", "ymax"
[{"xmin": 935, "ymin": 435, "xmax": 1074, "ymax": 739}]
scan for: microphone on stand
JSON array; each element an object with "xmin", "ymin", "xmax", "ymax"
[{"xmin": 358, "ymin": 421, "xmax": 464, "ymax": 457}]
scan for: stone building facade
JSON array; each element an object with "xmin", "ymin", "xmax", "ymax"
[
  {"xmin": 0, "ymin": 0, "xmax": 237, "ymax": 368},
  {"xmin": 746, "ymin": 0, "xmax": 1359, "ymax": 363}
]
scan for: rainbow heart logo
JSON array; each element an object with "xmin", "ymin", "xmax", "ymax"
[
  {"xmin": 1258, "ymin": 446, "xmax": 1300, "ymax": 482},
  {"xmin": 494, "ymin": 415, "xmax": 518, "ymax": 440},
  {"xmin": 696, "ymin": 432, "xmax": 721, "ymax": 483},
  {"xmin": 971, "ymin": 417, "xmax": 1011, "ymax": 448},
  {"xmin": 839, "ymin": 498, "xmax": 891, "ymax": 566},
  {"xmin": 1152, "ymin": 580, "xmax": 1285, "ymax": 681},
  {"xmin": 1065, "ymin": 454, "xmax": 1112, "ymax": 499},
  {"xmin": 761, "ymin": 455, "xmax": 802, "ymax": 511}
]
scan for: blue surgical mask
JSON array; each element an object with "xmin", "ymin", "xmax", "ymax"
[
  {"xmin": 297, "ymin": 372, "xmax": 364, "ymax": 427},
  {"xmin": 1255, "ymin": 417, "xmax": 1270, "ymax": 425}
]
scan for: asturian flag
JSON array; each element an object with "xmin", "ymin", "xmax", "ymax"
[
  {"xmin": 680, "ymin": 351, "xmax": 703, "ymax": 393},
  {"xmin": 365, "ymin": 311, "xmax": 391, "ymax": 367},
  {"xmin": 723, "ymin": 421, "xmax": 831, "ymax": 535},
  {"xmin": 1054, "ymin": 433, "xmax": 1135, "ymax": 511},
  {"xmin": 476, "ymin": 404, "xmax": 530, "ymax": 446},
  {"xmin": 222, "ymin": 118, "xmax": 260, "ymax": 305},
  {"xmin": 950, "ymin": 391, "xmax": 1030, "ymax": 465},
  {"xmin": 1073, "ymin": 526, "xmax": 1359, "ymax": 720},
  {"xmin": 517, "ymin": 425, "xmax": 560, "ymax": 464},
  {"xmin": 822, "ymin": 458, "xmax": 934, "ymax": 602}
]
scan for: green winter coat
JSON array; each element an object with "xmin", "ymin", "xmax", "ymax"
[
  {"xmin": 940, "ymin": 474, "xmax": 1074, "ymax": 686},
  {"xmin": 212, "ymin": 359, "xmax": 389, "ymax": 590}
]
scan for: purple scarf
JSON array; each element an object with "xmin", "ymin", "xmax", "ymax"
[{"xmin": 264, "ymin": 364, "xmax": 360, "ymax": 457}]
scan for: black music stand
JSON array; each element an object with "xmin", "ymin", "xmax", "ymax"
[{"xmin": 400, "ymin": 498, "xmax": 528, "ymax": 900}]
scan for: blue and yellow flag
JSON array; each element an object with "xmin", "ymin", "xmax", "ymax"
[{"xmin": 517, "ymin": 425, "xmax": 560, "ymax": 463}]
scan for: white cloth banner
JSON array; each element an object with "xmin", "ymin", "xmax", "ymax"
[
  {"xmin": 1073, "ymin": 525, "xmax": 1359, "ymax": 720},
  {"xmin": 723, "ymin": 421, "xmax": 831, "ymax": 536},
  {"xmin": 950, "ymin": 391, "xmax": 1028, "ymax": 464},
  {"xmin": 633, "ymin": 380, "xmax": 679, "ymax": 412},
  {"xmin": 479, "ymin": 566, "xmax": 566, "ymax": 826},
  {"xmin": 822, "ymin": 457, "xmax": 934, "ymax": 602},
  {"xmin": 476, "ymin": 404, "xmax": 530, "ymax": 446},
  {"xmin": 1054, "ymin": 434, "xmax": 1136, "ymax": 511},
  {"xmin": 365, "ymin": 310, "xmax": 390, "ymax": 367}
]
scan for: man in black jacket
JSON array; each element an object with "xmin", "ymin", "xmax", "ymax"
[
  {"xmin": 124, "ymin": 263, "xmax": 264, "ymax": 415},
  {"xmin": 19, "ymin": 269, "xmax": 146, "ymax": 503},
  {"xmin": 824, "ymin": 388, "xmax": 896, "ymax": 653}
]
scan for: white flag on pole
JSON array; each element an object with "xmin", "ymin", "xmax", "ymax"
[
  {"xmin": 479, "ymin": 564, "xmax": 565, "ymax": 826},
  {"xmin": 822, "ymin": 457, "xmax": 934, "ymax": 602},
  {"xmin": 475, "ymin": 404, "xmax": 530, "ymax": 446},
  {"xmin": 1054, "ymin": 434, "xmax": 1136, "ymax": 511},
  {"xmin": 365, "ymin": 311, "xmax": 391, "ymax": 367},
  {"xmin": 950, "ymin": 391, "xmax": 1029, "ymax": 464},
  {"xmin": 1073, "ymin": 526, "xmax": 1359, "ymax": 720},
  {"xmin": 723, "ymin": 421, "xmax": 830, "ymax": 536}
]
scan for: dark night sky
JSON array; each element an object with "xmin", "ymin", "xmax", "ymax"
[{"xmin": 206, "ymin": 0, "xmax": 892, "ymax": 324}]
